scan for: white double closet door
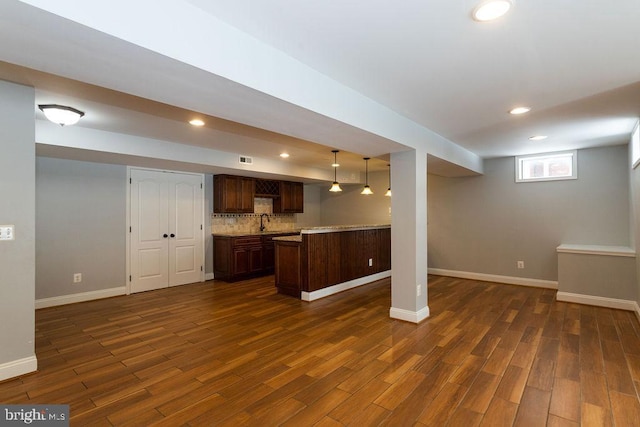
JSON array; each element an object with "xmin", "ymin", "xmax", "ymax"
[{"xmin": 129, "ymin": 168, "xmax": 204, "ymax": 293}]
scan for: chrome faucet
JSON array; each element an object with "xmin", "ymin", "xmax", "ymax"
[{"xmin": 260, "ymin": 213, "xmax": 270, "ymax": 232}]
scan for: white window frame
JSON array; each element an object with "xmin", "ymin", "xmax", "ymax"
[{"xmin": 515, "ymin": 150, "xmax": 577, "ymax": 183}]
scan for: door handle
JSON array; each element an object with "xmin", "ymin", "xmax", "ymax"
[
  {"xmin": 163, "ymin": 234, "xmax": 168, "ymax": 238},
  {"xmin": 170, "ymin": 233, "xmax": 175, "ymax": 238}
]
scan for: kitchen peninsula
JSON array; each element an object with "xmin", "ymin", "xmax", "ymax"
[{"xmin": 273, "ymin": 224, "xmax": 391, "ymax": 301}]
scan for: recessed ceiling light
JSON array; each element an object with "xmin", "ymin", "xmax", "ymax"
[
  {"xmin": 529, "ymin": 135, "xmax": 548, "ymax": 141},
  {"xmin": 473, "ymin": 0, "xmax": 512, "ymax": 22},
  {"xmin": 280, "ymin": 153, "xmax": 290, "ymax": 158},
  {"xmin": 509, "ymin": 106, "xmax": 531, "ymax": 115},
  {"xmin": 189, "ymin": 119, "xmax": 205, "ymax": 127}
]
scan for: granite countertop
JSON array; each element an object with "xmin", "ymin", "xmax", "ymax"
[
  {"xmin": 300, "ymin": 224, "xmax": 390, "ymax": 234},
  {"xmin": 272, "ymin": 235, "xmax": 303, "ymax": 243},
  {"xmin": 212, "ymin": 229, "xmax": 301, "ymax": 237},
  {"xmin": 213, "ymin": 224, "xmax": 390, "ymax": 237}
]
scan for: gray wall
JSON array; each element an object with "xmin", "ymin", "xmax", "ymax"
[
  {"xmin": 36, "ymin": 157, "xmax": 126, "ymax": 299},
  {"xmin": 630, "ymin": 144, "xmax": 640, "ymax": 304},
  {"xmin": 558, "ymin": 252, "xmax": 636, "ymax": 300},
  {"xmin": 428, "ymin": 145, "xmax": 630, "ymax": 281},
  {"xmin": 0, "ymin": 81, "xmax": 36, "ymax": 368},
  {"xmin": 296, "ymin": 184, "xmax": 322, "ymax": 227},
  {"xmin": 36, "ymin": 159, "xmax": 215, "ymax": 300},
  {"xmin": 318, "ymin": 170, "xmax": 392, "ymax": 225}
]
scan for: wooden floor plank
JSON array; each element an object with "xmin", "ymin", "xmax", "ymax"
[
  {"xmin": 416, "ymin": 382, "xmax": 468, "ymax": 426},
  {"xmin": 480, "ymin": 397, "xmax": 518, "ymax": 427},
  {"xmin": 513, "ymin": 386, "xmax": 551, "ymax": 427},
  {"xmin": 1, "ymin": 275, "xmax": 639, "ymax": 425},
  {"xmin": 610, "ymin": 390, "xmax": 640, "ymax": 427},
  {"xmin": 549, "ymin": 378, "xmax": 581, "ymax": 423}
]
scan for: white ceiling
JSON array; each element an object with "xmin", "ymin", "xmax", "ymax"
[
  {"xmin": 1, "ymin": 0, "xmax": 639, "ymax": 177},
  {"xmin": 187, "ymin": 0, "xmax": 640, "ymax": 157}
]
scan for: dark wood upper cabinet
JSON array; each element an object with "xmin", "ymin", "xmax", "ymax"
[
  {"xmin": 214, "ymin": 175, "xmax": 255, "ymax": 213},
  {"xmin": 214, "ymin": 174, "xmax": 303, "ymax": 214},
  {"xmin": 274, "ymin": 181, "xmax": 304, "ymax": 213}
]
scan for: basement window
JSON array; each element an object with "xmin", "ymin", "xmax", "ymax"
[{"xmin": 516, "ymin": 150, "xmax": 577, "ymax": 183}]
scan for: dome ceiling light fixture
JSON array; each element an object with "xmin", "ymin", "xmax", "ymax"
[
  {"xmin": 472, "ymin": 0, "xmax": 512, "ymax": 22},
  {"xmin": 38, "ymin": 104, "xmax": 85, "ymax": 126},
  {"xmin": 529, "ymin": 135, "xmax": 548, "ymax": 141}
]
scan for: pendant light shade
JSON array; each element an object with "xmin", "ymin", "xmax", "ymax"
[
  {"xmin": 360, "ymin": 157, "xmax": 373, "ymax": 195},
  {"xmin": 385, "ymin": 164, "xmax": 392, "ymax": 197},
  {"xmin": 329, "ymin": 150, "xmax": 342, "ymax": 192},
  {"xmin": 38, "ymin": 104, "xmax": 85, "ymax": 126}
]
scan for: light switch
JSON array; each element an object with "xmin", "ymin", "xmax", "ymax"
[{"xmin": 0, "ymin": 225, "xmax": 15, "ymax": 241}]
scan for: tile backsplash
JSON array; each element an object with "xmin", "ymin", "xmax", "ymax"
[{"xmin": 211, "ymin": 198, "xmax": 297, "ymax": 234}]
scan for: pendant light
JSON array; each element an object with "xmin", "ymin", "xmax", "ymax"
[
  {"xmin": 385, "ymin": 164, "xmax": 392, "ymax": 197},
  {"xmin": 329, "ymin": 150, "xmax": 342, "ymax": 192},
  {"xmin": 361, "ymin": 157, "xmax": 373, "ymax": 195}
]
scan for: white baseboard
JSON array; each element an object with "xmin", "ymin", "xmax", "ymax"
[
  {"xmin": 36, "ymin": 287, "xmax": 126, "ymax": 309},
  {"xmin": 205, "ymin": 273, "xmax": 214, "ymax": 281},
  {"xmin": 0, "ymin": 355, "xmax": 37, "ymax": 382},
  {"xmin": 301, "ymin": 271, "xmax": 391, "ymax": 302},
  {"xmin": 390, "ymin": 306, "xmax": 430, "ymax": 324},
  {"xmin": 428, "ymin": 268, "xmax": 558, "ymax": 290},
  {"xmin": 557, "ymin": 292, "xmax": 638, "ymax": 312}
]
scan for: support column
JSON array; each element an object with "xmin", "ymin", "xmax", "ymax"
[
  {"xmin": 390, "ymin": 149, "xmax": 429, "ymax": 323},
  {"xmin": 0, "ymin": 80, "xmax": 37, "ymax": 380}
]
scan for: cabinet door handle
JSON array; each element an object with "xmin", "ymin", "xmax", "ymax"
[
  {"xmin": 170, "ymin": 233, "xmax": 176, "ymax": 238},
  {"xmin": 163, "ymin": 234, "xmax": 168, "ymax": 238}
]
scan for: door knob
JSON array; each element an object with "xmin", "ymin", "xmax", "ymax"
[
  {"xmin": 170, "ymin": 233, "xmax": 175, "ymax": 238},
  {"xmin": 163, "ymin": 234, "xmax": 168, "ymax": 238}
]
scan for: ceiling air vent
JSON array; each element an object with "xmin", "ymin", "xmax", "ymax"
[{"xmin": 239, "ymin": 155, "xmax": 253, "ymax": 165}]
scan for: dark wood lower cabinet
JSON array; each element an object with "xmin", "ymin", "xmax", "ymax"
[
  {"xmin": 213, "ymin": 233, "xmax": 298, "ymax": 281},
  {"xmin": 233, "ymin": 246, "xmax": 262, "ymax": 276},
  {"xmin": 274, "ymin": 241, "xmax": 301, "ymax": 297}
]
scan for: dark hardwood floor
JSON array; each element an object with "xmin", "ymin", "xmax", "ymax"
[{"xmin": 2, "ymin": 275, "xmax": 640, "ymax": 426}]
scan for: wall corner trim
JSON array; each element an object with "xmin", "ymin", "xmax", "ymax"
[
  {"xmin": 389, "ymin": 306, "xmax": 430, "ymax": 324},
  {"xmin": 0, "ymin": 355, "xmax": 37, "ymax": 382},
  {"xmin": 35, "ymin": 287, "xmax": 126, "ymax": 309},
  {"xmin": 556, "ymin": 292, "xmax": 638, "ymax": 312},
  {"xmin": 428, "ymin": 268, "xmax": 558, "ymax": 290}
]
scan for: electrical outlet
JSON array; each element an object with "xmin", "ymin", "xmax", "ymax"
[
  {"xmin": 73, "ymin": 273, "xmax": 82, "ymax": 283},
  {"xmin": 517, "ymin": 261, "xmax": 524, "ymax": 269},
  {"xmin": 417, "ymin": 284, "xmax": 422, "ymax": 296},
  {"xmin": 368, "ymin": 258, "xmax": 373, "ymax": 267},
  {"xmin": 0, "ymin": 225, "xmax": 15, "ymax": 241}
]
